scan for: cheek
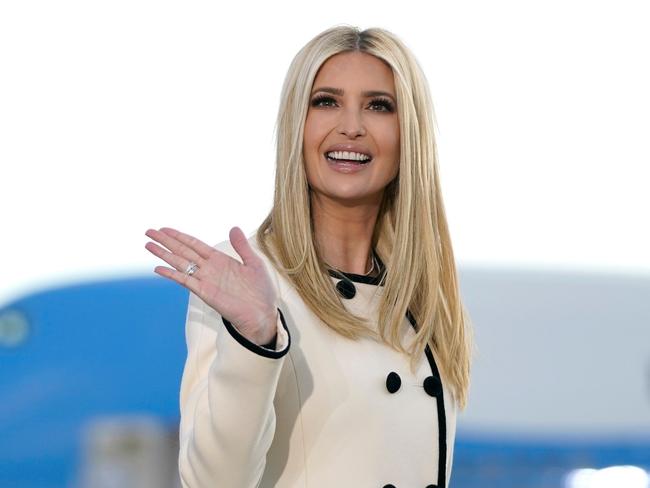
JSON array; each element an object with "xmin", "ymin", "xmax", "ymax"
[
  {"xmin": 373, "ymin": 118, "xmax": 400, "ymax": 153},
  {"xmin": 381, "ymin": 123, "xmax": 400, "ymax": 176},
  {"xmin": 388, "ymin": 123, "xmax": 400, "ymax": 155},
  {"xmin": 302, "ymin": 117, "xmax": 320, "ymax": 182},
  {"xmin": 303, "ymin": 116, "xmax": 322, "ymax": 157}
]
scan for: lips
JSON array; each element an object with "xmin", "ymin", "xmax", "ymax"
[
  {"xmin": 325, "ymin": 153, "xmax": 372, "ymax": 165},
  {"xmin": 324, "ymin": 156, "xmax": 371, "ymax": 174},
  {"xmin": 323, "ymin": 143, "xmax": 374, "ymax": 160}
]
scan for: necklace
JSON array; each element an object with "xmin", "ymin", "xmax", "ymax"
[{"xmin": 325, "ymin": 250, "xmax": 377, "ymax": 277}]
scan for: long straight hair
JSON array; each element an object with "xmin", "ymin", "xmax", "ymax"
[{"xmin": 256, "ymin": 25, "xmax": 473, "ymax": 409}]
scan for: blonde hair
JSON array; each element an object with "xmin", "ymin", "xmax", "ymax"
[{"xmin": 256, "ymin": 25, "xmax": 473, "ymax": 409}]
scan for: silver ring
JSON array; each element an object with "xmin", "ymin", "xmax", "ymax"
[{"xmin": 185, "ymin": 262, "xmax": 199, "ymax": 276}]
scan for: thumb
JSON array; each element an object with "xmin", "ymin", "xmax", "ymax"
[{"xmin": 229, "ymin": 226, "xmax": 259, "ymax": 267}]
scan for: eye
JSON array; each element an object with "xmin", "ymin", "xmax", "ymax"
[
  {"xmin": 309, "ymin": 94, "xmax": 395, "ymax": 113},
  {"xmin": 369, "ymin": 97, "xmax": 395, "ymax": 113},
  {"xmin": 310, "ymin": 95, "xmax": 337, "ymax": 108}
]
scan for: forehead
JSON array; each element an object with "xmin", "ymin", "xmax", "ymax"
[{"xmin": 313, "ymin": 51, "xmax": 395, "ymax": 93}]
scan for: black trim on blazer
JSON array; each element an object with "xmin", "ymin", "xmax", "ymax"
[
  {"xmin": 221, "ymin": 308, "xmax": 291, "ymax": 359},
  {"xmin": 326, "ymin": 248, "xmax": 387, "ymax": 286},
  {"xmin": 260, "ymin": 335, "xmax": 277, "ymax": 350},
  {"xmin": 406, "ymin": 310, "xmax": 447, "ymax": 488}
]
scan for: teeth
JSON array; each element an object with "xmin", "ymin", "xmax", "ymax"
[{"xmin": 326, "ymin": 151, "xmax": 371, "ymax": 162}]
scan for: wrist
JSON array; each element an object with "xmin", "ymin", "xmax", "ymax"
[
  {"xmin": 250, "ymin": 309, "xmax": 279, "ymax": 345},
  {"xmin": 220, "ymin": 308, "xmax": 290, "ymax": 359}
]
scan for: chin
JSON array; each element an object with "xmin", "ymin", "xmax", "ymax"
[{"xmin": 318, "ymin": 185, "xmax": 383, "ymax": 204}]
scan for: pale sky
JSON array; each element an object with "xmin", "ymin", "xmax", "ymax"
[{"xmin": 1, "ymin": 0, "xmax": 649, "ymax": 306}]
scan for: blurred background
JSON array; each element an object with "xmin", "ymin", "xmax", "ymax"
[{"xmin": 1, "ymin": 0, "xmax": 648, "ymax": 487}]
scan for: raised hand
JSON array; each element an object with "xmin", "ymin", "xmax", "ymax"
[{"xmin": 144, "ymin": 226, "xmax": 279, "ymax": 345}]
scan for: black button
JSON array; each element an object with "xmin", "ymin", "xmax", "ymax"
[
  {"xmin": 382, "ymin": 485, "xmax": 396, "ymax": 488},
  {"xmin": 426, "ymin": 485, "xmax": 437, "ymax": 488},
  {"xmin": 385, "ymin": 371, "xmax": 401, "ymax": 393},
  {"xmin": 423, "ymin": 375, "xmax": 442, "ymax": 397},
  {"xmin": 336, "ymin": 279, "xmax": 356, "ymax": 299}
]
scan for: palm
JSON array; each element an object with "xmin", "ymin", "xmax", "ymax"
[
  {"xmin": 144, "ymin": 226, "xmax": 278, "ymax": 342},
  {"xmin": 198, "ymin": 249, "xmax": 277, "ymax": 331}
]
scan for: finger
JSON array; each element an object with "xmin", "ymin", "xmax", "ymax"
[
  {"xmin": 145, "ymin": 228, "xmax": 204, "ymax": 265},
  {"xmin": 153, "ymin": 265, "xmax": 206, "ymax": 299},
  {"xmin": 229, "ymin": 226, "xmax": 260, "ymax": 267},
  {"xmin": 157, "ymin": 227, "xmax": 215, "ymax": 261},
  {"xmin": 145, "ymin": 241, "xmax": 199, "ymax": 276}
]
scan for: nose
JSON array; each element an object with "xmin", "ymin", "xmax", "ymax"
[{"xmin": 337, "ymin": 106, "xmax": 366, "ymax": 138}]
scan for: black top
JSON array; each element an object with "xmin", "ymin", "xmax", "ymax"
[{"xmin": 326, "ymin": 249, "xmax": 386, "ymax": 286}]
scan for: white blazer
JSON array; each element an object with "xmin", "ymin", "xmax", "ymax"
[{"xmin": 178, "ymin": 233, "xmax": 457, "ymax": 488}]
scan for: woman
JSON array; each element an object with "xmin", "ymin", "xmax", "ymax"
[{"xmin": 145, "ymin": 25, "xmax": 472, "ymax": 488}]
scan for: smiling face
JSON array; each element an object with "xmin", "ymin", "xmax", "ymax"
[{"xmin": 303, "ymin": 51, "xmax": 400, "ymax": 206}]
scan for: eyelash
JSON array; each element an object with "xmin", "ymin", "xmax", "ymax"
[{"xmin": 310, "ymin": 95, "xmax": 395, "ymax": 113}]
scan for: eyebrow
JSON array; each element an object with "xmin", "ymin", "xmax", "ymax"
[{"xmin": 311, "ymin": 86, "xmax": 396, "ymax": 103}]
